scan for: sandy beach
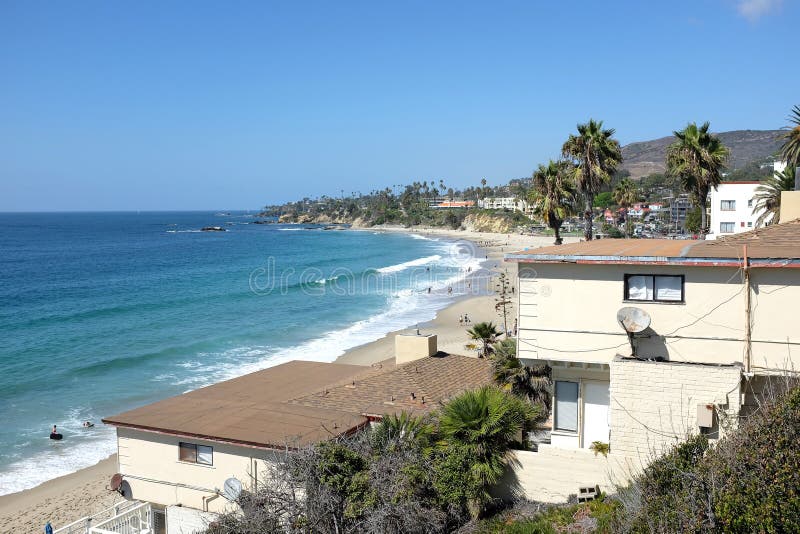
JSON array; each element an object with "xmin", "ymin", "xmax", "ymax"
[{"xmin": 0, "ymin": 228, "xmax": 574, "ymax": 533}]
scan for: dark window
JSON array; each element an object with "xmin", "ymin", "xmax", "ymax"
[
  {"xmin": 178, "ymin": 442, "xmax": 213, "ymax": 465},
  {"xmin": 720, "ymin": 222, "xmax": 735, "ymax": 233},
  {"xmin": 624, "ymin": 274, "xmax": 684, "ymax": 302},
  {"xmin": 720, "ymin": 200, "xmax": 736, "ymax": 211},
  {"xmin": 554, "ymin": 381, "xmax": 579, "ymax": 432}
]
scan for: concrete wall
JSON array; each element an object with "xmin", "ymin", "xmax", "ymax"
[
  {"xmin": 116, "ymin": 427, "xmax": 276, "ymax": 514},
  {"xmin": 166, "ymin": 506, "xmax": 218, "ymax": 534},
  {"xmin": 781, "ymin": 190, "xmax": 800, "ymax": 222},
  {"xmin": 494, "ymin": 447, "xmax": 634, "ymax": 503},
  {"xmin": 517, "ymin": 263, "xmax": 800, "ymax": 371},
  {"xmin": 609, "ymin": 357, "xmax": 741, "ymax": 459}
]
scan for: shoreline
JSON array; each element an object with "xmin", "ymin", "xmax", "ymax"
[{"xmin": 0, "ymin": 227, "xmax": 573, "ymax": 532}]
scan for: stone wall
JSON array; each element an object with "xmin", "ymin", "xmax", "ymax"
[{"xmin": 609, "ymin": 357, "xmax": 742, "ymax": 460}]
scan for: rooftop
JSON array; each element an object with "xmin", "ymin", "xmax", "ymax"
[
  {"xmin": 103, "ymin": 354, "xmax": 492, "ymax": 449},
  {"xmin": 290, "ymin": 352, "xmax": 493, "ymax": 417},
  {"xmin": 506, "ymin": 220, "xmax": 800, "ymax": 267}
]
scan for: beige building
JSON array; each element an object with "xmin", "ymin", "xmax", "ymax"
[
  {"xmin": 506, "ymin": 222, "xmax": 800, "ymax": 472},
  {"xmin": 99, "ymin": 335, "xmax": 492, "ymax": 534}
]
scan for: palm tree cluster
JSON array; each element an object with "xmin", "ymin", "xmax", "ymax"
[
  {"xmin": 527, "ymin": 119, "xmax": 623, "ymax": 243},
  {"xmin": 562, "ymin": 119, "xmax": 624, "ymax": 241},
  {"xmin": 665, "ymin": 122, "xmax": 730, "ymax": 237}
]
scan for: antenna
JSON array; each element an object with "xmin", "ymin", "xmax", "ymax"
[
  {"xmin": 223, "ymin": 477, "xmax": 243, "ymax": 501},
  {"xmin": 616, "ymin": 307, "xmax": 651, "ymax": 357}
]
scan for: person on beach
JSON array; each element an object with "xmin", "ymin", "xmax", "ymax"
[
  {"xmin": 459, "ymin": 315, "xmax": 463, "ymax": 326},
  {"xmin": 45, "ymin": 522, "xmax": 53, "ymax": 534},
  {"xmin": 464, "ymin": 313, "xmax": 470, "ymax": 324}
]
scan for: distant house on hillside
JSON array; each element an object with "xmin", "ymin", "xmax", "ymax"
[
  {"xmin": 504, "ymin": 222, "xmax": 800, "ymax": 500},
  {"xmin": 707, "ymin": 181, "xmax": 766, "ymax": 239},
  {"xmin": 432, "ymin": 200, "xmax": 476, "ymax": 209},
  {"xmin": 86, "ymin": 335, "xmax": 491, "ymax": 534}
]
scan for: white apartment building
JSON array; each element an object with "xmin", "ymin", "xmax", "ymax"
[{"xmin": 707, "ymin": 182, "xmax": 766, "ymax": 239}]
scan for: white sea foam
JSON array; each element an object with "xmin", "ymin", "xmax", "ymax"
[
  {"xmin": 276, "ymin": 228, "xmax": 306, "ymax": 231},
  {"xmin": 0, "ymin": 414, "xmax": 117, "ymax": 496},
  {"xmin": 376, "ymin": 255, "xmax": 442, "ymax": 274},
  {"xmin": 0, "ymin": 238, "xmax": 486, "ymax": 497}
]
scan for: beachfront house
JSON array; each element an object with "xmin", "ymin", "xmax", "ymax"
[
  {"xmin": 502, "ymin": 221, "xmax": 800, "ymax": 500},
  {"xmin": 89, "ymin": 334, "xmax": 491, "ymax": 534}
]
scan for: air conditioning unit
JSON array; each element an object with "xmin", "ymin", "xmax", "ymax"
[{"xmin": 697, "ymin": 403, "xmax": 715, "ymax": 428}]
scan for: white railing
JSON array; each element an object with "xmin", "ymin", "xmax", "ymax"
[
  {"xmin": 88, "ymin": 502, "xmax": 152, "ymax": 534},
  {"xmin": 54, "ymin": 501, "xmax": 147, "ymax": 534}
]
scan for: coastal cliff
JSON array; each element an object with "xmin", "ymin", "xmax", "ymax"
[{"xmin": 277, "ymin": 211, "xmax": 521, "ymax": 233}]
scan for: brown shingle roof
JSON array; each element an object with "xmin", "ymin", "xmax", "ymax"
[
  {"xmin": 103, "ymin": 361, "xmax": 371, "ymax": 449},
  {"xmin": 103, "ymin": 354, "xmax": 493, "ymax": 449},
  {"xmin": 506, "ymin": 220, "xmax": 800, "ymax": 266},
  {"xmin": 290, "ymin": 353, "xmax": 493, "ymax": 417}
]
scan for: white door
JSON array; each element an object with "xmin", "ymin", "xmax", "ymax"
[{"xmin": 582, "ymin": 381, "xmax": 610, "ymax": 448}]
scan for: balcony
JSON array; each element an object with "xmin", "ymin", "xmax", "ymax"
[{"xmin": 54, "ymin": 501, "xmax": 152, "ymax": 534}]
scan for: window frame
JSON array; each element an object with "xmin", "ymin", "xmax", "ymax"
[
  {"xmin": 554, "ymin": 380, "xmax": 579, "ymax": 433},
  {"xmin": 178, "ymin": 442, "xmax": 214, "ymax": 466},
  {"xmin": 720, "ymin": 199, "xmax": 736, "ymax": 211},
  {"xmin": 623, "ymin": 274, "xmax": 685, "ymax": 303},
  {"xmin": 720, "ymin": 221, "xmax": 735, "ymax": 233}
]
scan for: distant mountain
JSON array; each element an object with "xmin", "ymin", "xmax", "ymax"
[{"xmin": 621, "ymin": 129, "xmax": 783, "ymax": 179}]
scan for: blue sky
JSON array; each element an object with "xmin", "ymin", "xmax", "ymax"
[{"xmin": 1, "ymin": 0, "xmax": 797, "ymax": 211}]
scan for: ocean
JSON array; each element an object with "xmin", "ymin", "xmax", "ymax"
[{"xmin": 0, "ymin": 212, "xmax": 486, "ymax": 495}]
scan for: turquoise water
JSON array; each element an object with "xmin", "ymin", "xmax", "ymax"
[{"xmin": 0, "ymin": 212, "xmax": 486, "ymax": 494}]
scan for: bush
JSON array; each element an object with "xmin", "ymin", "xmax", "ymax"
[{"xmin": 616, "ymin": 384, "xmax": 800, "ymax": 533}]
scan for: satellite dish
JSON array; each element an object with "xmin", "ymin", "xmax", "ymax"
[
  {"xmin": 223, "ymin": 477, "xmax": 243, "ymax": 501},
  {"xmin": 617, "ymin": 307, "xmax": 651, "ymax": 357},
  {"xmin": 110, "ymin": 473, "xmax": 123, "ymax": 493}
]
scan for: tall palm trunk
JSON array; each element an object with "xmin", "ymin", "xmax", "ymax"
[
  {"xmin": 584, "ymin": 196, "xmax": 593, "ymax": 241},
  {"xmin": 554, "ymin": 224, "xmax": 562, "ymax": 245},
  {"xmin": 699, "ymin": 197, "xmax": 707, "ymax": 238}
]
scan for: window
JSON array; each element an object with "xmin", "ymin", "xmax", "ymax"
[
  {"xmin": 720, "ymin": 200, "xmax": 736, "ymax": 211},
  {"xmin": 555, "ymin": 381, "xmax": 578, "ymax": 432},
  {"xmin": 747, "ymin": 199, "xmax": 753, "ymax": 208},
  {"xmin": 625, "ymin": 274, "xmax": 684, "ymax": 302},
  {"xmin": 178, "ymin": 442, "xmax": 213, "ymax": 465},
  {"xmin": 720, "ymin": 222, "xmax": 735, "ymax": 233},
  {"xmin": 747, "ymin": 221, "xmax": 753, "ymax": 227}
]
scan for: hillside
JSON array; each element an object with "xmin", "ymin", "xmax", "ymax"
[{"xmin": 621, "ymin": 129, "xmax": 782, "ymax": 179}]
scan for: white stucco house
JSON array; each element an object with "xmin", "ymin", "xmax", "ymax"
[
  {"xmin": 83, "ymin": 336, "xmax": 491, "ymax": 534},
  {"xmin": 707, "ymin": 181, "xmax": 766, "ymax": 239},
  {"xmin": 505, "ymin": 222, "xmax": 800, "ymax": 480}
]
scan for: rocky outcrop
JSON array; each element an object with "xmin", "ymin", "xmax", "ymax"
[{"xmin": 461, "ymin": 213, "xmax": 516, "ymax": 233}]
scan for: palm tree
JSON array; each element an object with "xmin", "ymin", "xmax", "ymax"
[
  {"xmin": 752, "ymin": 164, "xmax": 797, "ymax": 227},
  {"xmin": 467, "ymin": 322, "xmax": 501, "ymax": 358},
  {"xmin": 666, "ymin": 122, "xmax": 730, "ymax": 237},
  {"xmin": 613, "ymin": 178, "xmax": 639, "ymax": 237},
  {"xmin": 490, "ymin": 339, "xmax": 552, "ymax": 416},
  {"xmin": 371, "ymin": 411, "xmax": 432, "ymax": 452},
  {"xmin": 780, "ymin": 106, "xmax": 800, "ymax": 186},
  {"xmin": 438, "ymin": 386, "xmax": 537, "ymax": 515},
  {"xmin": 562, "ymin": 119, "xmax": 623, "ymax": 241},
  {"xmin": 529, "ymin": 160, "xmax": 576, "ymax": 245}
]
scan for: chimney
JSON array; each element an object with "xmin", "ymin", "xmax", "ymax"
[{"xmin": 395, "ymin": 333, "xmax": 437, "ymax": 364}]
